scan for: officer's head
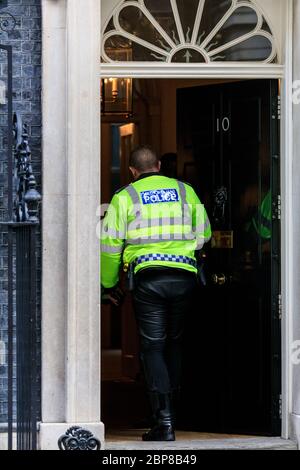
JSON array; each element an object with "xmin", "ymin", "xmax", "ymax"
[{"xmin": 129, "ymin": 146, "xmax": 161, "ymax": 180}]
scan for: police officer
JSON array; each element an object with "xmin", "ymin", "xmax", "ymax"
[{"xmin": 101, "ymin": 146, "xmax": 211, "ymax": 441}]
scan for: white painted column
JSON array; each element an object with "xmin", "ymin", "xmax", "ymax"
[
  {"xmin": 292, "ymin": 0, "xmax": 300, "ymax": 450},
  {"xmin": 40, "ymin": 0, "xmax": 67, "ymax": 433},
  {"xmin": 40, "ymin": 0, "xmax": 104, "ymax": 450},
  {"xmin": 65, "ymin": 0, "xmax": 101, "ymax": 425}
]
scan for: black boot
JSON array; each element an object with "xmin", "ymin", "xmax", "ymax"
[
  {"xmin": 147, "ymin": 391, "xmax": 160, "ymax": 428},
  {"xmin": 142, "ymin": 393, "xmax": 175, "ymax": 442}
]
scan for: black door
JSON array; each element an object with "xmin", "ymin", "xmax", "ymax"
[{"xmin": 177, "ymin": 80, "xmax": 281, "ymax": 436}]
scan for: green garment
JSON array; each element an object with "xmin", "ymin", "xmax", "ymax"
[
  {"xmin": 101, "ymin": 174, "xmax": 211, "ymax": 288},
  {"xmin": 252, "ymin": 190, "xmax": 272, "ymax": 240}
]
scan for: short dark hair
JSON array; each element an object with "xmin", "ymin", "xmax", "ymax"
[{"xmin": 129, "ymin": 146, "xmax": 159, "ymax": 172}]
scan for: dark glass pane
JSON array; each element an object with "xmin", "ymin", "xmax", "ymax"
[
  {"xmin": 104, "ymin": 18, "xmax": 115, "ymax": 34},
  {"xmin": 197, "ymin": 0, "xmax": 233, "ymax": 45},
  {"xmin": 271, "ymin": 55, "xmax": 278, "ymax": 64},
  {"xmin": 261, "ymin": 20, "xmax": 272, "ymax": 34},
  {"xmin": 144, "ymin": 0, "xmax": 180, "ymax": 45},
  {"xmin": 104, "ymin": 35, "xmax": 167, "ymax": 62},
  {"xmin": 206, "ymin": 7, "xmax": 258, "ymax": 52},
  {"xmin": 211, "ymin": 35, "xmax": 272, "ymax": 62},
  {"xmin": 119, "ymin": 5, "xmax": 171, "ymax": 52},
  {"xmin": 176, "ymin": 0, "xmax": 200, "ymax": 43}
]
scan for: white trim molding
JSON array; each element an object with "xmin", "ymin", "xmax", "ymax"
[
  {"xmin": 100, "ymin": 62, "xmax": 284, "ymax": 79},
  {"xmin": 280, "ymin": 0, "xmax": 294, "ymax": 441},
  {"xmin": 291, "ymin": 0, "xmax": 300, "ymax": 451},
  {"xmin": 100, "ymin": 0, "xmax": 293, "ymax": 444}
]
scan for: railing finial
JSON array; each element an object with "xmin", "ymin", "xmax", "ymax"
[{"xmin": 13, "ymin": 112, "xmax": 42, "ymax": 224}]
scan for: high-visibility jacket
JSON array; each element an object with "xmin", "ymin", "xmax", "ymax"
[
  {"xmin": 101, "ymin": 173, "xmax": 211, "ymax": 288},
  {"xmin": 252, "ymin": 190, "xmax": 271, "ymax": 240}
]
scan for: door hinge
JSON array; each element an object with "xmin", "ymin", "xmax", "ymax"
[
  {"xmin": 272, "ymin": 96, "xmax": 281, "ymax": 120},
  {"xmin": 272, "ymin": 195, "xmax": 281, "ymax": 221},
  {"xmin": 277, "ymin": 95, "xmax": 281, "ymax": 120},
  {"xmin": 277, "ymin": 294, "xmax": 282, "ymax": 320},
  {"xmin": 279, "ymin": 394, "xmax": 282, "ymax": 419}
]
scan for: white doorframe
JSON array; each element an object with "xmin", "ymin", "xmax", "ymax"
[
  {"xmin": 99, "ymin": 0, "xmax": 293, "ymax": 440},
  {"xmin": 280, "ymin": 0, "xmax": 294, "ymax": 440}
]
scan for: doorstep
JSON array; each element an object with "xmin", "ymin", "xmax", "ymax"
[{"xmin": 104, "ymin": 432, "xmax": 297, "ymax": 450}]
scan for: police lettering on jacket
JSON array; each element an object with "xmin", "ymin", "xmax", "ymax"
[{"xmin": 141, "ymin": 189, "xmax": 179, "ymax": 205}]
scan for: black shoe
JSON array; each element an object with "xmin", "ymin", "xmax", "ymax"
[
  {"xmin": 143, "ymin": 392, "xmax": 176, "ymax": 441},
  {"xmin": 142, "ymin": 424, "xmax": 175, "ymax": 442}
]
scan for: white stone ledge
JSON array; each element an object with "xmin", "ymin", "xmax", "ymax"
[
  {"xmin": 292, "ymin": 414, "xmax": 300, "ymax": 450},
  {"xmin": 100, "ymin": 63, "xmax": 285, "ymax": 79},
  {"xmin": 39, "ymin": 422, "xmax": 105, "ymax": 451}
]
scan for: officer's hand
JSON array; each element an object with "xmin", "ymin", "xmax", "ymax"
[
  {"xmin": 107, "ymin": 286, "xmax": 125, "ymax": 307},
  {"xmin": 101, "ymin": 285, "xmax": 125, "ymax": 307}
]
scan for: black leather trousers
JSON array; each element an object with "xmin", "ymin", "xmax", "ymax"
[{"xmin": 133, "ymin": 267, "xmax": 197, "ymax": 394}]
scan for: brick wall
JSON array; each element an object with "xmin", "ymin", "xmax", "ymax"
[{"xmin": 0, "ymin": 0, "xmax": 41, "ymax": 425}]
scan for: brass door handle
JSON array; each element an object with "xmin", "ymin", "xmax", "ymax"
[{"xmin": 212, "ymin": 273, "xmax": 226, "ymax": 286}]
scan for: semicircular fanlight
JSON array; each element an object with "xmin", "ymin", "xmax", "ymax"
[{"xmin": 102, "ymin": 0, "xmax": 277, "ymax": 64}]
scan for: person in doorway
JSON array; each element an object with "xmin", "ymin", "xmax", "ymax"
[
  {"xmin": 243, "ymin": 189, "xmax": 272, "ymax": 256},
  {"xmin": 250, "ymin": 190, "xmax": 271, "ymax": 240},
  {"xmin": 101, "ymin": 146, "xmax": 211, "ymax": 441}
]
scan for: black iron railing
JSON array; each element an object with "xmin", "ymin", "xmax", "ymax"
[
  {"xmin": 0, "ymin": 3, "xmax": 41, "ymax": 449},
  {"xmin": 11, "ymin": 114, "xmax": 41, "ymax": 450},
  {"xmin": 1, "ymin": 112, "xmax": 41, "ymax": 450},
  {"xmin": 0, "ymin": 42, "xmax": 14, "ymax": 450}
]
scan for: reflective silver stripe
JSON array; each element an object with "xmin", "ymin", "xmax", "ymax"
[
  {"xmin": 125, "ymin": 184, "xmax": 144, "ymax": 225},
  {"xmin": 102, "ymin": 228, "xmax": 126, "ymax": 238},
  {"xmin": 101, "ymin": 244, "xmax": 123, "ymax": 254},
  {"xmin": 126, "ymin": 234, "xmax": 196, "ymax": 245},
  {"xmin": 125, "ymin": 184, "xmax": 140, "ymax": 205},
  {"xmin": 195, "ymin": 234, "xmax": 211, "ymax": 249},
  {"xmin": 193, "ymin": 223, "xmax": 206, "ymax": 233},
  {"xmin": 178, "ymin": 181, "xmax": 187, "ymax": 205},
  {"xmin": 204, "ymin": 217, "xmax": 211, "ymax": 231},
  {"xmin": 196, "ymin": 236, "xmax": 211, "ymax": 250},
  {"xmin": 193, "ymin": 217, "xmax": 211, "ymax": 233},
  {"xmin": 196, "ymin": 241, "xmax": 204, "ymax": 250},
  {"xmin": 127, "ymin": 216, "xmax": 192, "ymax": 231},
  {"xmin": 178, "ymin": 181, "xmax": 191, "ymax": 223}
]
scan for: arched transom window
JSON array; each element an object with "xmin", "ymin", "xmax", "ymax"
[{"xmin": 101, "ymin": 0, "xmax": 277, "ymax": 64}]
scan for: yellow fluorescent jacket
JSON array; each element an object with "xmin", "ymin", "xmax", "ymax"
[{"xmin": 101, "ymin": 174, "xmax": 212, "ymax": 288}]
